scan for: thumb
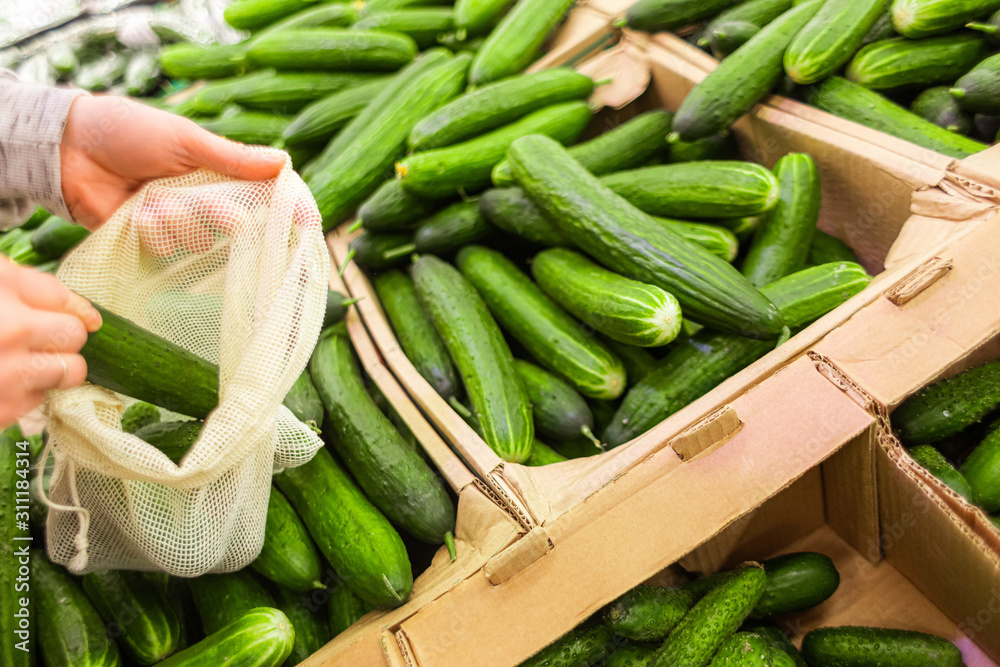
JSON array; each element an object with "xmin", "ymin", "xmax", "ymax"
[{"xmin": 181, "ymin": 125, "xmax": 286, "ymax": 181}]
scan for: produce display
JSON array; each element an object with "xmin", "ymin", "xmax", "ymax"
[{"xmin": 620, "ymin": 0, "xmax": 1000, "ymax": 157}]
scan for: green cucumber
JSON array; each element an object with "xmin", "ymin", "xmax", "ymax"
[
  {"xmin": 397, "ymin": 101, "xmax": 592, "ymax": 199},
  {"xmin": 624, "ymin": 0, "xmax": 741, "ymax": 32},
  {"xmin": 329, "ymin": 581, "xmax": 374, "ymax": 636},
  {"xmin": 354, "ymin": 9, "xmax": 455, "ymax": 49},
  {"xmin": 526, "ymin": 440, "xmax": 569, "ymax": 466},
  {"xmin": 710, "ymin": 21, "xmax": 762, "ymax": 58},
  {"xmin": 604, "ymin": 586, "xmax": 699, "ymax": 641},
  {"xmin": 21, "ymin": 207, "xmax": 51, "ymax": 230},
  {"xmin": 468, "ymin": 0, "xmax": 577, "ymax": 85},
  {"xmin": 909, "ymin": 445, "xmax": 974, "ymax": 500},
  {"xmin": 808, "ymin": 77, "xmax": 987, "ymax": 158},
  {"xmin": 552, "ymin": 434, "xmax": 604, "ymax": 459},
  {"xmin": 33, "ymin": 554, "xmax": 121, "ymax": 667},
  {"xmin": 412, "ymin": 254, "xmax": 534, "ymax": 462},
  {"xmin": 968, "ymin": 9, "xmax": 1000, "ymax": 45},
  {"xmin": 667, "ymin": 131, "xmax": 739, "ymax": 162},
  {"xmin": 409, "ymin": 69, "xmax": 594, "ymax": 152},
  {"xmin": 30, "ymin": 216, "xmax": 89, "ymax": 259},
  {"xmin": 189, "ymin": 571, "xmax": 275, "ymax": 636},
  {"xmin": 307, "ymin": 50, "xmax": 470, "ymax": 227},
  {"xmin": 522, "ymin": 624, "xmax": 615, "ymax": 667},
  {"xmin": 808, "ymin": 232, "xmax": 859, "ymax": 265},
  {"xmin": 275, "ymin": 444, "xmax": 413, "ymax": 608},
  {"xmin": 253, "ymin": 2, "xmax": 363, "ymax": 37},
  {"xmin": 891, "ymin": 0, "xmax": 1000, "ymax": 38},
  {"xmin": 350, "ymin": 231, "xmax": 415, "ymax": 270},
  {"xmin": 515, "ymin": 359, "xmax": 598, "ymax": 442},
  {"xmin": 846, "ymin": 34, "xmax": 986, "ymax": 90},
  {"xmin": 700, "ymin": 0, "xmax": 794, "ymax": 48},
  {"xmin": 752, "ymin": 552, "xmax": 841, "ymax": 618},
  {"xmin": 284, "ymin": 78, "xmax": 390, "ymax": 146},
  {"xmin": 413, "ymin": 200, "xmax": 495, "ymax": 253},
  {"xmin": 1, "ymin": 427, "xmax": 33, "ymax": 667},
  {"xmin": 247, "ymin": 29, "xmax": 417, "ymax": 72},
  {"xmin": 198, "ymin": 109, "xmax": 291, "ymax": 145},
  {"xmin": 363, "ymin": 0, "xmax": 452, "ymax": 17},
  {"xmin": 82, "ymin": 571, "xmax": 179, "ymax": 665},
  {"xmin": 747, "ymin": 625, "xmax": 807, "ymax": 667},
  {"xmin": 283, "ymin": 369, "xmax": 324, "ymax": 430},
  {"xmin": 271, "ymin": 587, "xmax": 329, "ymax": 667},
  {"xmin": 532, "ymin": 247, "xmax": 682, "ymax": 348},
  {"xmin": 478, "ymin": 187, "xmax": 569, "ymax": 246},
  {"xmin": 671, "ymin": 1, "xmax": 823, "ymax": 141},
  {"xmin": 252, "ymin": 486, "xmax": 326, "ymax": 591},
  {"xmin": 133, "ymin": 420, "xmax": 202, "ymax": 464},
  {"xmin": 892, "ymin": 360, "xmax": 1000, "ymax": 444},
  {"xmin": 710, "ymin": 633, "xmax": 773, "ymax": 666},
  {"xmin": 508, "ymin": 135, "xmax": 784, "ymax": 340},
  {"xmin": 762, "ymin": 262, "xmax": 870, "ymax": 330},
  {"xmin": 357, "ymin": 179, "xmax": 442, "ymax": 233},
  {"xmin": 81, "ymin": 304, "xmax": 218, "ymax": 418},
  {"xmin": 912, "ymin": 87, "xmax": 973, "ymax": 134},
  {"xmin": 608, "ymin": 644, "xmax": 657, "ymax": 667},
  {"xmin": 491, "ymin": 109, "xmax": 675, "ymax": 187},
  {"xmin": 600, "ymin": 161, "xmax": 780, "ymax": 220},
  {"xmin": 863, "ymin": 10, "xmax": 897, "ymax": 44},
  {"xmin": 457, "ymin": 245, "xmax": 626, "ymax": 399},
  {"xmin": 125, "ymin": 51, "xmax": 161, "ymax": 97},
  {"xmin": 373, "ymin": 269, "xmax": 461, "ymax": 400},
  {"xmin": 159, "ymin": 43, "xmax": 247, "ymax": 80},
  {"xmin": 454, "ymin": 0, "xmax": 509, "ymax": 36},
  {"xmin": 974, "ymin": 113, "xmax": 999, "ymax": 141},
  {"xmin": 309, "ymin": 324, "xmax": 456, "ymax": 544},
  {"xmin": 961, "ymin": 419, "xmax": 1000, "ymax": 512},
  {"xmin": 784, "ymin": 0, "xmax": 889, "ymax": 85},
  {"xmin": 75, "ymin": 53, "xmax": 127, "ymax": 92},
  {"xmin": 324, "ymin": 290, "xmax": 353, "ymax": 329},
  {"xmin": 602, "ymin": 339, "xmax": 657, "ymax": 386},
  {"xmin": 801, "ymin": 626, "xmax": 962, "ymax": 667},
  {"xmin": 664, "ymin": 220, "xmax": 739, "ymax": 262},
  {"xmin": 155, "ymin": 608, "xmax": 294, "ymax": 667},
  {"xmin": 741, "ymin": 153, "xmax": 820, "ymax": 288},
  {"xmin": 951, "ymin": 53, "xmax": 1000, "ymax": 114},
  {"xmin": 121, "ymin": 401, "xmax": 160, "ymax": 433},
  {"xmin": 651, "ymin": 564, "xmax": 767, "ymax": 667},
  {"xmin": 225, "ymin": 0, "xmax": 326, "ymax": 29}
]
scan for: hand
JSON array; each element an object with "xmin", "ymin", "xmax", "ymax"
[
  {"xmin": 0, "ymin": 257, "xmax": 102, "ymax": 429},
  {"xmin": 60, "ymin": 95, "xmax": 286, "ymax": 231}
]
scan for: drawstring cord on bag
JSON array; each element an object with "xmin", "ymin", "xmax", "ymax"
[{"xmin": 36, "ymin": 437, "xmax": 90, "ymax": 572}]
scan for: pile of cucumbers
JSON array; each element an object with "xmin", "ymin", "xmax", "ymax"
[
  {"xmin": 0, "ymin": 208, "xmax": 90, "ymax": 273},
  {"xmin": 892, "ymin": 359, "xmax": 1000, "ymax": 531},
  {"xmin": 622, "ymin": 0, "xmax": 1000, "ymax": 158},
  {"xmin": 520, "ymin": 551, "xmax": 963, "ymax": 666}
]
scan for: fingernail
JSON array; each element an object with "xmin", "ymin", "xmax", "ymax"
[{"xmin": 88, "ymin": 307, "xmax": 103, "ymax": 332}]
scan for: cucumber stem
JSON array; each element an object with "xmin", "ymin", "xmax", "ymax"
[
  {"xmin": 448, "ymin": 397, "xmax": 472, "ymax": 419},
  {"xmin": 594, "ymin": 78, "xmax": 614, "ymax": 87},
  {"xmin": 311, "ymin": 580, "xmax": 327, "ymax": 590},
  {"xmin": 950, "ymin": 87, "xmax": 966, "ymax": 99},
  {"xmin": 967, "ymin": 21, "xmax": 999, "ymax": 35},
  {"xmin": 382, "ymin": 242, "xmax": 417, "ymax": 261},
  {"xmin": 341, "ymin": 297, "xmax": 361, "ymax": 307},
  {"xmin": 580, "ymin": 425, "xmax": 605, "ymax": 451},
  {"xmin": 338, "ymin": 248, "xmax": 356, "ymax": 277},
  {"xmin": 774, "ymin": 326, "xmax": 792, "ymax": 348},
  {"xmin": 444, "ymin": 531, "xmax": 457, "ymax": 562},
  {"xmin": 348, "ymin": 219, "xmax": 364, "ymax": 233},
  {"xmin": 613, "ymin": 17, "xmax": 627, "ymax": 28},
  {"xmin": 666, "ymin": 131, "xmax": 681, "ymax": 144}
]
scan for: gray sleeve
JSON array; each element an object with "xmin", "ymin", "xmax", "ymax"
[{"xmin": 0, "ymin": 70, "xmax": 88, "ymax": 229}]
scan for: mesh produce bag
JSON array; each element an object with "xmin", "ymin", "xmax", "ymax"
[{"xmin": 39, "ymin": 154, "xmax": 328, "ymax": 577}]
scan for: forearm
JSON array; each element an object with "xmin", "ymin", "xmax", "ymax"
[{"xmin": 0, "ymin": 70, "xmax": 87, "ymax": 229}]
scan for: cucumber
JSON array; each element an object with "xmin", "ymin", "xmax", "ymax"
[
  {"xmin": 357, "ymin": 179, "xmax": 442, "ymax": 233},
  {"xmin": 413, "ymin": 201, "xmax": 495, "ymax": 254},
  {"xmin": 552, "ymin": 434, "xmax": 604, "ymax": 459},
  {"xmin": 397, "ymin": 101, "xmax": 592, "ymax": 199},
  {"xmin": 666, "ymin": 131, "xmax": 739, "ymax": 162},
  {"xmin": 1, "ymin": 427, "xmax": 33, "ymax": 667},
  {"xmin": 155, "ymin": 608, "xmax": 294, "ymax": 667},
  {"xmin": 891, "ymin": 0, "xmax": 1000, "ymax": 38},
  {"xmin": 307, "ymin": 50, "xmax": 470, "ymax": 227},
  {"xmin": 121, "ymin": 400, "xmax": 160, "ymax": 433},
  {"xmin": 409, "ymin": 68, "xmax": 595, "ymax": 152},
  {"xmin": 247, "ymin": 29, "xmax": 417, "ymax": 72},
  {"xmin": 252, "ymin": 486, "xmax": 327, "ymax": 591},
  {"xmin": 374, "ymin": 269, "xmax": 461, "ymax": 400},
  {"xmin": 710, "ymin": 633, "xmax": 773, "ymax": 666},
  {"xmin": 863, "ymin": 10, "xmax": 897, "ymax": 44},
  {"xmin": 457, "ymin": 245, "xmax": 627, "ymax": 399},
  {"xmin": 363, "ymin": 0, "xmax": 452, "ymax": 17},
  {"xmin": 663, "ymin": 220, "xmax": 739, "ymax": 262},
  {"xmin": 253, "ymin": 2, "xmax": 363, "ymax": 38},
  {"xmin": 350, "ymin": 231, "xmax": 415, "ymax": 270},
  {"xmin": 912, "ymin": 86, "xmax": 973, "ymax": 134},
  {"xmin": 532, "ymin": 248, "xmax": 682, "ymax": 348},
  {"xmin": 159, "ymin": 43, "xmax": 248, "ymax": 80},
  {"xmin": 198, "ymin": 109, "xmax": 291, "ymax": 145},
  {"xmin": 309, "ymin": 324, "xmax": 456, "ymax": 544},
  {"xmin": 710, "ymin": 22, "xmax": 762, "ymax": 58},
  {"xmin": 762, "ymin": 262, "xmax": 870, "ymax": 330},
  {"xmin": 75, "ymin": 53, "xmax": 128, "ymax": 92},
  {"xmin": 700, "ymin": 0, "xmax": 794, "ymax": 48},
  {"xmin": 322, "ymin": 289, "xmax": 355, "ymax": 328},
  {"xmin": 468, "ymin": 0, "xmax": 577, "ymax": 86},
  {"xmin": 961, "ymin": 419, "xmax": 1000, "ymax": 512},
  {"xmin": 651, "ymin": 564, "xmax": 767, "ymax": 667},
  {"xmin": 892, "ymin": 360, "xmax": 1000, "ymax": 444},
  {"xmin": 751, "ymin": 552, "xmax": 841, "ymax": 618},
  {"xmin": 492, "ymin": 109, "xmax": 675, "ymax": 188},
  {"xmin": 284, "ymin": 369, "xmax": 324, "ymax": 430},
  {"xmin": 354, "ymin": 9, "xmax": 455, "ymax": 49},
  {"xmin": 49, "ymin": 43, "xmax": 78, "ymax": 78},
  {"xmin": 329, "ymin": 582, "xmax": 374, "ymax": 636},
  {"xmin": 808, "ymin": 76, "xmax": 987, "ymax": 158},
  {"xmin": 909, "ymin": 445, "xmax": 974, "ymax": 500},
  {"xmin": 600, "ymin": 161, "xmax": 780, "ymax": 220},
  {"xmin": 784, "ymin": 0, "xmax": 889, "ymax": 85},
  {"xmin": 508, "ymin": 135, "xmax": 784, "ymax": 340},
  {"xmin": 515, "ymin": 359, "xmax": 598, "ymax": 442},
  {"xmin": 81, "ymin": 304, "xmax": 218, "ymax": 418},
  {"xmin": 968, "ymin": 9, "xmax": 1000, "ymax": 45},
  {"xmin": 846, "ymin": 34, "xmax": 986, "ymax": 90},
  {"xmin": 624, "ymin": 0, "xmax": 741, "ymax": 32},
  {"xmin": 133, "ymin": 419, "xmax": 202, "ymax": 464},
  {"xmin": 271, "ymin": 586, "xmax": 329, "ymax": 667},
  {"xmin": 950, "ymin": 53, "xmax": 1000, "ymax": 114},
  {"xmin": 125, "ymin": 51, "xmax": 161, "ymax": 97},
  {"xmin": 522, "ymin": 624, "xmax": 615, "ymax": 667},
  {"xmin": 801, "ymin": 626, "xmax": 962, "ymax": 667},
  {"xmin": 82, "ymin": 571, "xmax": 180, "ymax": 665},
  {"xmin": 974, "ymin": 113, "xmax": 1000, "ymax": 141},
  {"xmin": 671, "ymin": 1, "xmax": 824, "ymax": 141},
  {"xmin": 526, "ymin": 440, "xmax": 569, "ymax": 466},
  {"xmin": 747, "ymin": 625, "xmax": 807, "ymax": 667},
  {"xmin": 177, "ymin": 71, "xmax": 380, "ymax": 116},
  {"xmin": 608, "ymin": 644, "xmax": 657, "ymax": 667},
  {"xmin": 412, "ymin": 254, "xmax": 534, "ymax": 463},
  {"xmin": 602, "ymin": 339, "xmax": 657, "ymax": 386},
  {"xmin": 189, "ymin": 571, "xmax": 276, "ymax": 635},
  {"xmin": 33, "ymin": 554, "xmax": 121, "ymax": 667},
  {"xmin": 478, "ymin": 187, "xmax": 569, "ymax": 246},
  {"xmin": 225, "ymin": 0, "xmax": 326, "ymax": 30},
  {"xmin": 274, "ymin": 441, "xmax": 413, "ymax": 607},
  {"xmin": 454, "ymin": 0, "xmax": 509, "ymax": 36},
  {"xmin": 741, "ymin": 153, "xmax": 820, "ymax": 288},
  {"xmin": 30, "ymin": 216, "xmax": 89, "ymax": 259},
  {"xmin": 604, "ymin": 586, "xmax": 699, "ymax": 641},
  {"xmin": 21, "ymin": 207, "xmax": 51, "ymax": 230}
]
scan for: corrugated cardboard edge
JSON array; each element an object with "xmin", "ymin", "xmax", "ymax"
[{"xmin": 529, "ymin": 0, "xmax": 628, "ymax": 73}]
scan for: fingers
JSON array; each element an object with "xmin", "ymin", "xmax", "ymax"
[
  {"xmin": 14, "ymin": 352, "xmax": 87, "ymax": 392},
  {"xmin": 12, "ymin": 264, "xmax": 102, "ymax": 332},
  {"xmin": 180, "ymin": 123, "xmax": 286, "ymax": 181},
  {"xmin": 0, "ymin": 391, "xmax": 46, "ymax": 430},
  {"xmin": 21, "ymin": 310, "xmax": 89, "ymax": 353}
]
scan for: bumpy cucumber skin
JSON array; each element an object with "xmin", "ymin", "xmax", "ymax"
[
  {"xmin": 607, "ymin": 644, "xmax": 658, "ymax": 667},
  {"xmin": 846, "ymin": 34, "xmax": 986, "ymax": 91},
  {"xmin": 911, "ymin": 86, "xmax": 973, "ymax": 134},
  {"xmin": 909, "ymin": 445, "xmax": 973, "ymax": 500},
  {"xmin": 274, "ymin": 446, "xmax": 413, "ymax": 607},
  {"xmin": 525, "ymin": 440, "xmax": 569, "ymax": 466},
  {"xmin": 310, "ymin": 325, "xmax": 456, "ymax": 544},
  {"xmin": 82, "ymin": 571, "xmax": 180, "ymax": 665},
  {"xmin": 604, "ymin": 585, "xmax": 698, "ymax": 641},
  {"xmin": 515, "ymin": 359, "xmax": 595, "ymax": 441},
  {"xmin": 892, "ymin": 0, "xmax": 1000, "ymax": 38},
  {"xmin": 357, "ymin": 179, "xmax": 440, "ymax": 233},
  {"xmin": 651, "ymin": 564, "xmax": 767, "ymax": 667},
  {"xmin": 667, "ymin": 131, "xmax": 739, "ymax": 162},
  {"xmin": 750, "ymin": 552, "xmax": 840, "ymax": 618},
  {"xmin": 625, "ymin": 0, "xmax": 741, "ymax": 31},
  {"xmin": 414, "ymin": 200, "xmax": 494, "ymax": 254},
  {"xmin": 188, "ymin": 571, "xmax": 275, "ymax": 636},
  {"xmin": 271, "ymin": 586, "xmax": 329, "ymax": 667},
  {"xmin": 478, "ymin": 187, "xmax": 569, "ymax": 246},
  {"xmin": 412, "ymin": 254, "xmax": 534, "ymax": 463},
  {"xmin": 353, "ymin": 9, "xmax": 455, "ymax": 49},
  {"xmin": 532, "ymin": 247, "xmax": 682, "ymax": 348},
  {"xmin": 283, "ymin": 369, "xmax": 324, "ymax": 430},
  {"xmin": 951, "ymin": 52, "xmax": 1000, "ymax": 114},
  {"xmin": 509, "ymin": 135, "xmax": 784, "ymax": 341},
  {"xmin": 741, "ymin": 153, "xmax": 820, "ymax": 288},
  {"xmin": 961, "ymin": 420, "xmax": 1000, "ymax": 512},
  {"xmin": 709, "ymin": 633, "xmax": 773, "ymax": 666},
  {"xmin": 133, "ymin": 420, "xmax": 203, "ymax": 464},
  {"xmin": 282, "ymin": 78, "xmax": 391, "ymax": 146},
  {"xmin": 251, "ymin": 486, "xmax": 326, "ymax": 592},
  {"xmin": 893, "ymin": 360, "xmax": 1000, "ymax": 444},
  {"xmin": 748, "ymin": 625, "xmax": 808, "ymax": 667},
  {"xmin": 121, "ymin": 401, "xmax": 160, "ymax": 433},
  {"xmin": 457, "ymin": 245, "xmax": 626, "ymax": 400},
  {"xmin": 784, "ymin": 0, "xmax": 888, "ymax": 85},
  {"xmin": 702, "ymin": 0, "xmax": 793, "ymax": 46},
  {"xmin": 801, "ymin": 626, "xmax": 962, "ymax": 667},
  {"xmin": 329, "ymin": 582, "xmax": 375, "ymax": 636},
  {"xmin": 155, "ymin": 607, "xmax": 294, "ymax": 667},
  {"xmin": 710, "ymin": 21, "xmax": 761, "ymax": 58},
  {"xmin": 1, "ymin": 428, "xmax": 33, "ymax": 667},
  {"xmin": 350, "ymin": 231, "xmax": 415, "ymax": 271},
  {"xmin": 374, "ymin": 269, "xmax": 460, "ymax": 400},
  {"xmin": 521, "ymin": 624, "xmax": 616, "ymax": 667},
  {"xmin": 672, "ymin": 1, "xmax": 824, "ymax": 141}
]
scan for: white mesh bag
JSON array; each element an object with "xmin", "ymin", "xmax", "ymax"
[{"xmin": 40, "ymin": 154, "xmax": 328, "ymax": 577}]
